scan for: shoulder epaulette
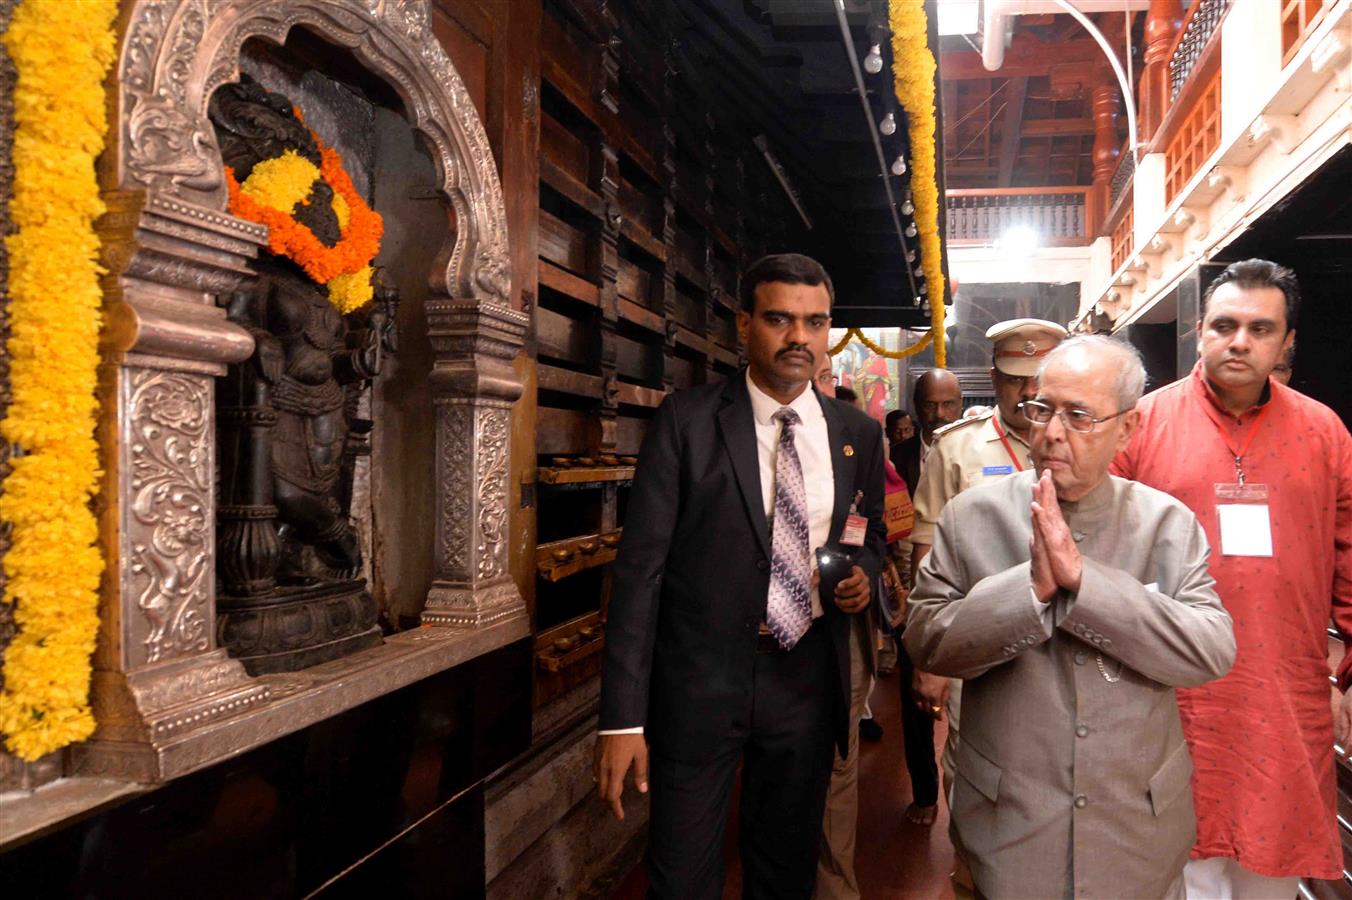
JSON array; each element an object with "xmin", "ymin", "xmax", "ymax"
[{"xmin": 933, "ymin": 411, "xmax": 989, "ymax": 440}]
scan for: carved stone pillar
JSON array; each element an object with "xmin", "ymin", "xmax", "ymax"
[
  {"xmin": 75, "ymin": 190, "xmax": 272, "ymax": 780},
  {"xmin": 1141, "ymin": 0, "xmax": 1183, "ymax": 141},
  {"xmin": 422, "ymin": 301, "xmax": 528, "ymax": 628}
]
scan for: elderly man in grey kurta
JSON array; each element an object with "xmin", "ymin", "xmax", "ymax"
[{"xmin": 905, "ymin": 336, "xmax": 1236, "ymax": 899}]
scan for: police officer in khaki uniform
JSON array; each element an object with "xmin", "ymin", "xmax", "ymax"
[{"xmin": 907, "ymin": 319, "xmax": 1067, "ymax": 882}]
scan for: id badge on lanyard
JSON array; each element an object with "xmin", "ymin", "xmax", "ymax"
[
  {"xmin": 1204, "ymin": 399, "xmax": 1273, "ymax": 557},
  {"xmin": 1215, "ymin": 483, "xmax": 1272, "ymax": 557},
  {"xmin": 841, "ymin": 490, "xmax": 868, "ymax": 546}
]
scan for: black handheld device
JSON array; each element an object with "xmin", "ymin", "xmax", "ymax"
[{"xmin": 814, "ymin": 546, "xmax": 853, "ymax": 601}]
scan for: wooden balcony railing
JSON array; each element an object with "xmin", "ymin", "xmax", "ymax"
[
  {"xmin": 1169, "ymin": 0, "xmax": 1229, "ymax": 101},
  {"xmin": 1164, "ymin": 63, "xmax": 1222, "ymax": 203},
  {"xmin": 1282, "ymin": 0, "xmax": 1333, "ymax": 66},
  {"xmin": 945, "ymin": 187, "xmax": 1092, "ymax": 246},
  {"xmin": 1111, "ymin": 195, "xmax": 1135, "ymax": 272}
]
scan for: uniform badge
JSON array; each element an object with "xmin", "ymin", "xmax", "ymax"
[
  {"xmin": 1022, "ymin": 341, "xmax": 1037, "ymax": 355},
  {"xmin": 843, "ymin": 444, "xmax": 854, "ymax": 457}
]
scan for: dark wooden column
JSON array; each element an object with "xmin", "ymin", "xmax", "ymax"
[
  {"xmin": 1089, "ymin": 66, "xmax": 1122, "ymax": 236},
  {"xmin": 1140, "ymin": 0, "xmax": 1183, "ymax": 142}
]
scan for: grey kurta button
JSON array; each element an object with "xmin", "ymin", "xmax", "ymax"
[
  {"xmin": 1072, "ymin": 531, "xmax": 1086, "ymax": 542},
  {"xmin": 1075, "ymin": 724, "xmax": 1089, "ymax": 738},
  {"xmin": 1074, "ymin": 795, "xmax": 1088, "ymax": 808},
  {"xmin": 1074, "ymin": 652, "xmax": 1087, "ymax": 665}
]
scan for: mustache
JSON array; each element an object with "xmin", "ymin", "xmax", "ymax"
[{"xmin": 776, "ymin": 345, "xmax": 814, "ymax": 363}]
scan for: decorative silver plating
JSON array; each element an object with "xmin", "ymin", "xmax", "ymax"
[
  {"xmin": 126, "ymin": 369, "xmax": 214, "ymax": 665},
  {"xmin": 78, "ymin": 0, "xmax": 527, "ymax": 782}
]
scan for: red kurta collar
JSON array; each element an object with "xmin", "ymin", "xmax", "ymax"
[{"xmin": 1190, "ymin": 360, "xmax": 1274, "ymax": 425}]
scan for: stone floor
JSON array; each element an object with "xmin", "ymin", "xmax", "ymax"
[{"xmin": 610, "ymin": 660, "xmax": 957, "ymax": 898}]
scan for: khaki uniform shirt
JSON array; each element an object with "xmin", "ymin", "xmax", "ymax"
[
  {"xmin": 904, "ymin": 472, "xmax": 1235, "ymax": 899},
  {"xmin": 910, "ymin": 411, "xmax": 1031, "ymax": 546}
]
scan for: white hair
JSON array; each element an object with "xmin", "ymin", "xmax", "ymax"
[{"xmin": 1037, "ymin": 335, "xmax": 1146, "ymax": 410}]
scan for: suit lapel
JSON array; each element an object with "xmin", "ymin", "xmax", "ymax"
[
  {"xmin": 717, "ymin": 374, "xmax": 772, "ymax": 560},
  {"xmin": 819, "ymin": 388, "xmax": 856, "ymax": 549}
]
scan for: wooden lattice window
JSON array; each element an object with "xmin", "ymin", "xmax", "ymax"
[
  {"xmin": 1164, "ymin": 67, "xmax": 1222, "ymax": 204},
  {"xmin": 1111, "ymin": 200, "xmax": 1134, "ymax": 273},
  {"xmin": 1281, "ymin": 0, "xmax": 1331, "ymax": 66}
]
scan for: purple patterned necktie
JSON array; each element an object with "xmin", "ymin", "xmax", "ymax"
[{"xmin": 767, "ymin": 407, "xmax": 813, "ymax": 649}]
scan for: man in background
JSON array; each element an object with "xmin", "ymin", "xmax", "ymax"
[
  {"xmin": 1112, "ymin": 259, "xmax": 1352, "ymax": 898},
  {"xmin": 886, "ymin": 409, "xmax": 915, "ymax": 448},
  {"xmin": 891, "ymin": 369, "xmax": 961, "ymax": 495}
]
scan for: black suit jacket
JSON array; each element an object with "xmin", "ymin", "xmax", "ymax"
[
  {"xmin": 892, "ymin": 434, "xmax": 922, "ymax": 496},
  {"xmin": 599, "ymin": 370, "xmax": 888, "ymax": 763}
]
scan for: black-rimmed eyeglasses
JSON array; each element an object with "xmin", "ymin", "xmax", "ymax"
[{"xmin": 1019, "ymin": 399, "xmax": 1131, "ymax": 434}]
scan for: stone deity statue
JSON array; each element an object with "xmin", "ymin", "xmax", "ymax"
[{"xmin": 209, "ymin": 76, "xmax": 396, "ymax": 673}]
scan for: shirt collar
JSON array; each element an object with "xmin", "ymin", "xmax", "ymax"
[
  {"xmin": 988, "ymin": 411, "xmax": 1031, "ymax": 447},
  {"xmin": 746, "ymin": 369, "xmax": 823, "ymax": 427}
]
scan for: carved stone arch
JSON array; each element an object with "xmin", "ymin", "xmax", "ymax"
[
  {"xmin": 114, "ymin": 0, "xmax": 509, "ymax": 305},
  {"xmin": 83, "ymin": 0, "xmax": 527, "ymax": 782}
]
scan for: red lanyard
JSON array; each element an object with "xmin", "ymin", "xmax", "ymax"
[
  {"xmin": 1198, "ymin": 398, "xmax": 1271, "ymax": 485},
  {"xmin": 991, "ymin": 415, "xmax": 1025, "ymax": 472}
]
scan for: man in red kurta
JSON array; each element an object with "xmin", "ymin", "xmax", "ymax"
[{"xmin": 1112, "ymin": 259, "xmax": 1352, "ymax": 897}]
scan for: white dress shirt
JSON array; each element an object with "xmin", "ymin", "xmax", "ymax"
[{"xmin": 598, "ymin": 373, "xmax": 838, "ymax": 736}]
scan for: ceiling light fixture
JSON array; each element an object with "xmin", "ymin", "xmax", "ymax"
[
  {"xmin": 891, "ymin": 155, "xmax": 907, "ymax": 176},
  {"xmin": 879, "ymin": 112, "xmax": 897, "ymax": 136},
  {"xmin": 834, "ymin": 0, "xmax": 917, "ymax": 299},
  {"xmin": 863, "ymin": 44, "xmax": 883, "ymax": 74},
  {"xmin": 900, "ymin": 198, "xmax": 915, "ymax": 215},
  {"xmin": 905, "ymin": 222, "xmax": 917, "ymax": 238}
]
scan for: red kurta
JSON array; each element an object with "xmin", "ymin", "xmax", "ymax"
[{"xmin": 1111, "ymin": 362, "xmax": 1352, "ymax": 879}]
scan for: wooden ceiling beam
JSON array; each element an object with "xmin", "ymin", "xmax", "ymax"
[
  {"xmin": 1021, "ymin": 117, "xmax": 1095, "ymax": 136},
  {"xmin": 940, "ymin": 36, "xmax": 1100, "ymax": 80},
  {"xmin": 997, "ymin": 76, "xmax": 1029, "ymax": 186}
]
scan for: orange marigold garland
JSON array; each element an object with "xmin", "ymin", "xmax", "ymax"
[{"xmin": 224, "ymin": 125, "xmax": 382, "ymax": 314}]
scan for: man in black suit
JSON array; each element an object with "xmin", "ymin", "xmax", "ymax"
[{"xmin": 594, "ymin": 254, "xmax": 887, "ymax": 899}]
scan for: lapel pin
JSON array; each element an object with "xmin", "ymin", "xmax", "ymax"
[{"xmin": 843, "ymin": 444, "xmax": 855, "ymax": 457}]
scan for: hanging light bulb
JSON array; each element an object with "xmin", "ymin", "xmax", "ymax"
[
  {"xmin": 863, "ymin": 44, "xmax": 883, "ymax": 74},
  {"xmin": 906, "ymin": 249, "xmax": 916, "ymax": 263},
  {"xmin": 879, "ymin": 112, "xmax": 896, "ymax": 136},
  {"xmin": 891, "ymin": 155, "xmax": 907, "ymax": 176},
  {"xmin": 919, "ymin": 283, "xmax": 929, "ymax": 296},
  {"xmin": 900, "ymin": 198, "xmax": 915, "ymax": 216},
  {"xmin": 905, "ymin": 222, "xmax": 917, "ymax": 238},
  {"xmin": 913, "ymin": 265, "xmax": 923, "ymax": 277}
]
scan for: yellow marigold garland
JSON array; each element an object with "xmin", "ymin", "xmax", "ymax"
[
  {"xmin": 829, "ymin": 328, "xmax": 933, "ymax": 359},
  {"xmin": 0, "ymin": 0, "xmax": 116, "ymax": 760},
  {"xmin": 889, "ymin": 0, "xmax": 946, "ymax": 367},
  {"xmin": 225, "ymin": 125, "xmax": 382, "ymax": 315}
]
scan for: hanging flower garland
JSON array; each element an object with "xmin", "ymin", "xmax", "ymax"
[
  {"xmin": 889, "ymin": 0, "xmax": 946, "ymax": 367},
  {"xmin": 0, "ymin": 0, "xmax": 116, "ymax": 761},
  {"xmin": 829, "ymin": 327, "xmax": 932, "ymax": 359},
  {"xmin": 224, "ymin": 118, "xmax": 383, "ymax": 314}
]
